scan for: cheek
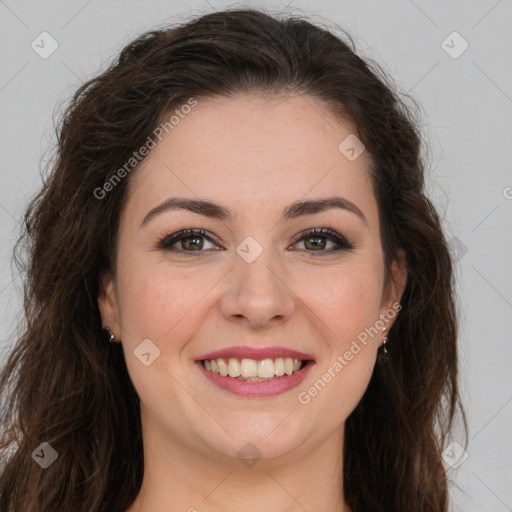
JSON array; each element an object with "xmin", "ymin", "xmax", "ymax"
[
  {"xmin": 291, "ymin": 258, "xmax": 383, "ymax": 418},
  {"xmin": 295, "ymin": 266, "xmax": 381, "ymax": 424},
  {"xmin": 115, "ymin": 255, "xmax": 230, "ymax": 385},
  {"xmin": 298, "ymin": 259, "xmax": 384, "ymax": 349},
  {"xmin": 117, "ymin": 265, "xmax": 204, "ymax": 342},
  {"xmin": 115, "ymin": 264, "xmax": 210, "ymax": 413}
]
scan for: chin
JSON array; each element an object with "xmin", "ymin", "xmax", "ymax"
[{"xmin": 197, "ymin": 413, "xmax": 311, "ymax": 463}]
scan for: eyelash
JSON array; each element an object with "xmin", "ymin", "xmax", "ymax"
[{"xmin": 156, "ymin": 227, "xmax": 355, "ymax": 256}]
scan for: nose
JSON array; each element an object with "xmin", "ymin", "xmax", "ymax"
[{"xmin": 219, "ymin": 248, "xmax": 296, "ymax": 330}]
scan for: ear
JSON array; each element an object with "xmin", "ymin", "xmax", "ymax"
[
  {"xmin": 379, "ymin": 249, "xmax": 407, "ymax": 330},
  {"xmin": 98, "ymin": 271, "xmax": 120, "ymax": 336}
]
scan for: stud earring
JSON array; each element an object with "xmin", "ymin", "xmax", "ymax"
[{"xmin": 104, "ymin": 327, "xmax": 120, "ymax": 343}]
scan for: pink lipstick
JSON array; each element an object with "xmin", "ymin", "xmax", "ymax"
[{"xmin": 196, "ymin": 346, "xmax": 315, "ymax": 398}]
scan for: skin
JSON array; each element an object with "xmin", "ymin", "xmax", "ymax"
[{"xmin": 98, "ymin": 93, "xmax": 407, "ymax": 512}]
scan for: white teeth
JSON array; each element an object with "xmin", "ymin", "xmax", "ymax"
[
  {"xmin": 241, "ymin": 358, "xmax": 258, "ymax": 378},
  {"xmin": 218, "ymin": 359, "xmax": 229, "ymax": 377},
  {"xmin": 257, "ymin": 359, "xmax": 275, "ymax": 379},
  {"xmin": 228, "ymin": 358, "xmax": 241, "ymax": 377},
  {"xmin": 284, "ymin": 358, "xmax": 294, "ymax": 376},
  {"xmin": 202, "ymin": 357, "xmax": 306, "ymax": 380},
  {"xmin": 274, "ymin": 357, "xmax": 285, "ymax": 376}
]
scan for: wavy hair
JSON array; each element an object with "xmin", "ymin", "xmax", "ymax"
[{"xmin": 0, "ymin": 8, "xmax": 466, "ymax": 512}]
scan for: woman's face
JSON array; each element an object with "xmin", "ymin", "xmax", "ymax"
[{"xmin": 99, "ymin": 94, "xmax": 406, "ymax": 463}]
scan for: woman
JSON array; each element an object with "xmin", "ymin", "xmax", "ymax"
[{"xmin": 0, "ymin": 8, "xmax": 466, "ymax": 512}]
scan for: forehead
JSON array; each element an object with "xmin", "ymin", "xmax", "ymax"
[{"xmin": 124, "ymin": 93, "xmax": 377, "ymax": 227}]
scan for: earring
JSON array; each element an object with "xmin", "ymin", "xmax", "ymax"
[
  {"xmin": 104, "ymin": 327, "xmax": 120, "ymax": 343},
  {"xmin": 381, "ymin": 326, "xmax": 388, "ymax": 354}
]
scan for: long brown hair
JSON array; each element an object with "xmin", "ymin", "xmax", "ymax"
[{"xmin": 0, "ymin": 8, "xmax": 466, "ymax": 511}]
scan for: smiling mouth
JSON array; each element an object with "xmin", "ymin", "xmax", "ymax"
[{"xmin": 201, "ymin": 357, "xmax": 309, "ymax": 381}]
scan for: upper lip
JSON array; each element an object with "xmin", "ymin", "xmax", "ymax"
[{"xmin": 196, "ymin": 346, "xmax": 314, "ymax": 361}]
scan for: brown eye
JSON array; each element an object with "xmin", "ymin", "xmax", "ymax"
[
  {"xmin": 158, "ymin": 229, "xmax": 221, "ymax": 252},
  {"xmin": 291, "ymin": 228, "xmax": 354, "ymax": 254}
]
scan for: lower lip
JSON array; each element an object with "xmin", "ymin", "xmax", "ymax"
[{"xmin": 196, "ymin": 360, "xmax": 315, "ymax": 398}]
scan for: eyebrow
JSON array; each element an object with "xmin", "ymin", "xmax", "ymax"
[{"xmin": 140, "ymin": 196, "xmax": 367, "ymax": 227}]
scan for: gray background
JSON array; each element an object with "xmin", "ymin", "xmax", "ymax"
[{"xmin": 0, "ymin": 1, "xmax": 511, "ymax": 510}]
